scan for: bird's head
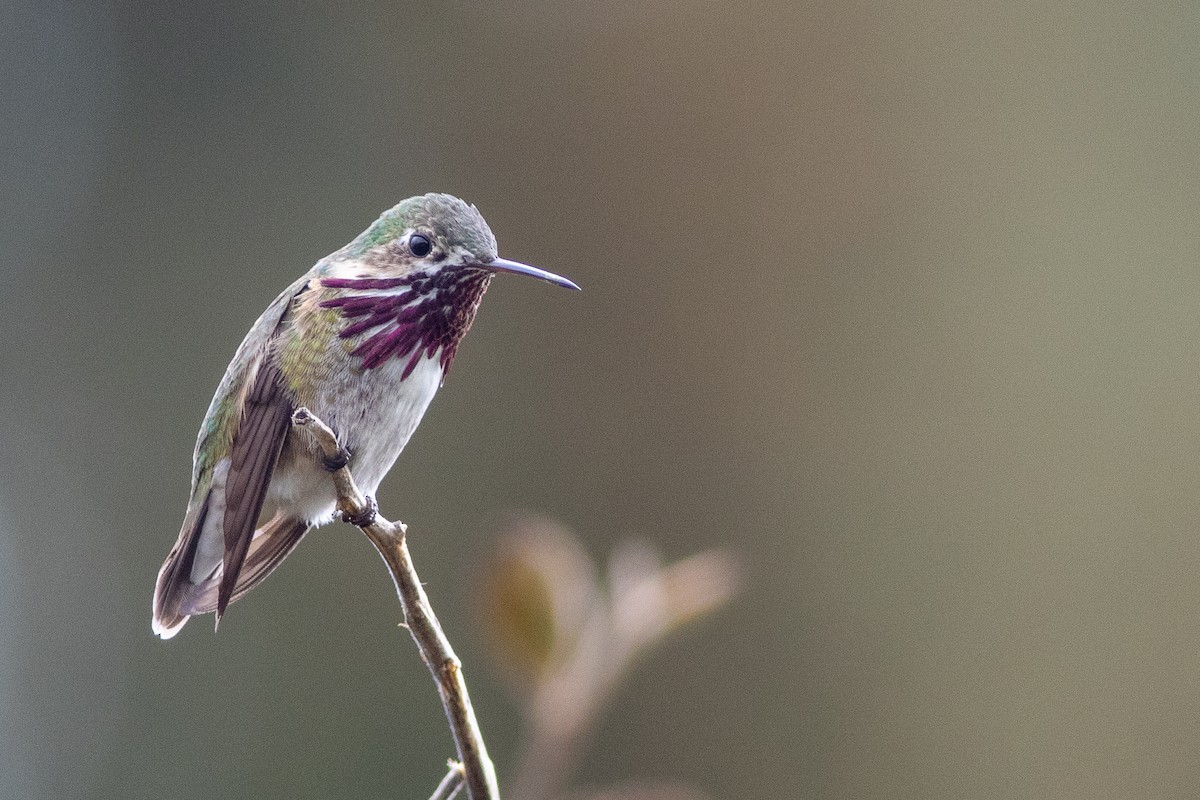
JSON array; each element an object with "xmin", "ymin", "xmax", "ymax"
[
  {"xmin": 335, "ymin": 193, "xmax": 579, "ymax": 290},
  {"xmin": 318, "ymin": 194, "xmax": 578, "ymax": 373}
]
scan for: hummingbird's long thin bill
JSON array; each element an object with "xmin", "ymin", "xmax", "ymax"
[{"xmin": 486, "ymin": 257, "xmax": 581, "ymax": 291}]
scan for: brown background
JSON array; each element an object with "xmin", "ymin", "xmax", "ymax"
[{"xmin": 2, "ymin": 2, "xmax": 1198, "ymax": 798}]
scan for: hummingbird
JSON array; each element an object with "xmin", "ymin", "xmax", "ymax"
[{"xmin": 152, "ymin": 193, "xmax": 579, "ymax": 638}]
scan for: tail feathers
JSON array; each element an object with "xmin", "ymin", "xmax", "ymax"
[
  {"xmin": 152, "ymin": 510, "xmax": 310, "ymax": 638},
  {"xmin": 152, "ymin": 495, "xmax": 211, "ymax": 639}
]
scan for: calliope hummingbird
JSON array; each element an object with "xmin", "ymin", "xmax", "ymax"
[{"xmin": 152, "ymin": 193, "xmax": 579, "ymax": 638}]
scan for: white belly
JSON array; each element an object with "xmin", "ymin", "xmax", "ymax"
[{"xmin": 267, "ymin": 351, "xmax": 444, "ymax": 525}]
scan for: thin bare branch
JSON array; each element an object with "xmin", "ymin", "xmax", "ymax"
[
  {"xmin": 430, "ymin": 762, "xmax": 467, "ymax": 800},
  {"xmin": 508, "ymin": 536, "xmax": 739, "ymax": 800},
  {"xmin": 292, "ymin": 407, "xmax": 500, "ymax": 800}
]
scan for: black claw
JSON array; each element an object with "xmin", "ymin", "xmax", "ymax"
[
  {"xmin": 343, "ymin": 495, "xmax": 378, "ymax": 527},
  {"xmin": 322, "ymin": 447, "xmax": 351, "ymax": 472}
]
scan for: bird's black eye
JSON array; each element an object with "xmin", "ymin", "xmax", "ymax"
[{"xmin": 408, "ymin": 234, "xmax": 432, "ymax": 258}]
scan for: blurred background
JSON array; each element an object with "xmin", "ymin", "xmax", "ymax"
[{"xmin": 2, "ymin": 1, "xmax": 1198, "ymax": 798}]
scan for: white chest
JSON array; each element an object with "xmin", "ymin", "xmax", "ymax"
[
  {"xmin": 267, "ymin": 350, "xmax": 444, "ymax": 525},
  {"xmin": 314, "ymin": 350, "xmax": 444, "ymax": 490}
]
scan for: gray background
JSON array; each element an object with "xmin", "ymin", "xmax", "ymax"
[{"xmin": 2, "ymin": 2, "xmax": 1198, "ymax": 798}]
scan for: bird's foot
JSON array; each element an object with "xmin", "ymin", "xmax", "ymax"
[
  {"xmin": 343, "ymin": 495, "xmax": 378, "ymax": 528},
  {"xmin": 322, "ymin": 447, "xmax": 351, "ymax": 472}
]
